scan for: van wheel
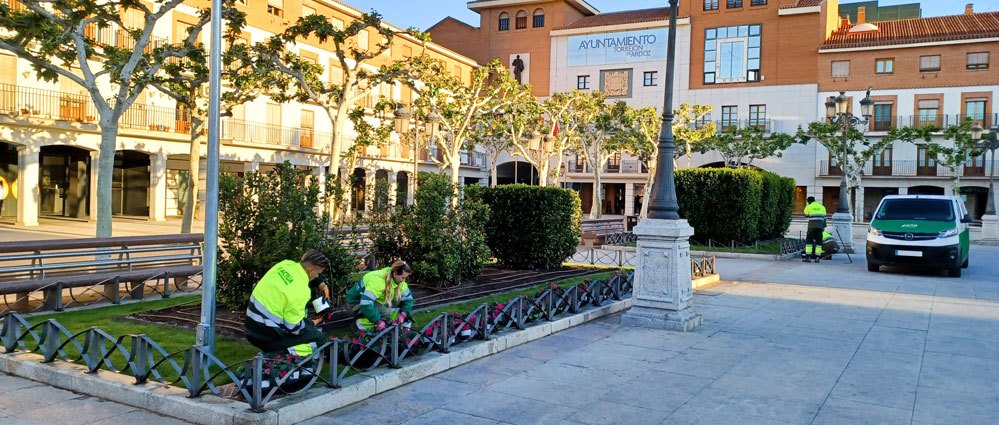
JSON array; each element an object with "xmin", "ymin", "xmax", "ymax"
[
  {"xmin": 867, "ymin": 262, "xmax": 879, "ymax": 272},
  {"xmin": 948, "ymin": 266, "xmax": 962, "ymax": 278}
]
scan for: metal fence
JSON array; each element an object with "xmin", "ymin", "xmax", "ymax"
[{"xmin": 0, "ymin": 273, "xmax": 633, "ymax": 412}]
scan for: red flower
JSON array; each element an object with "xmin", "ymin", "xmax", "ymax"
[
  {"xmin": 352, "ymin": 338, "xmax": 360, "ymax": 344},
  {"xmin": 279, "ymin": 370, "xmax": 287, "ymax": 378},
  {"xmin": 358, "ymin": 330, "xmax": 365, "ymax": 336},
  {"xmin": 496, "ymin": 304, "xmax": 505, "ymax": 310},
  {"xmin": 551, "ymin": 284, "xmax": 558, "ymax": 289}
]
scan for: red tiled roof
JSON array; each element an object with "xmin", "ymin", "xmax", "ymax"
[
  {"xmin": 821, "ymin": 12, "xmax": 999, "ymax": 49},
  {"xmin": 779, "ymin": 0, "xmax": 824, "ymax": 10},
  {"xmin": 555, "ymin": 7, "xmax": 681, "ymax": 31}
]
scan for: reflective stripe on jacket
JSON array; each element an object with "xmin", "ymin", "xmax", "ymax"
[
  {"xmin": 345, "ymin": 267, "xmax": 414, "ymax": 323},
  {"xmin": 245, "ymin": 260, "xmax": 311, "ymax": 336}
]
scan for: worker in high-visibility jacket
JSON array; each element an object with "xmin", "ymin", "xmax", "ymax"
[
  {"xmin": 821, "ymin": 230, "xmax": 840, "ymax": 260},
  {"xmin": 244, "ymin": 249, "xmax": 329, "ymax": 357},
  {"xmin": 346, "ymin": 260, "xmax": 414, "ymax": 331},
  {"xmin": 803, "ymin": 196, "xmax": 827, "ymax": 263}
]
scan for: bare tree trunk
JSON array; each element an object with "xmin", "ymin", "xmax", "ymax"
[
  {"xmin": 551, "ymin": 150, "xmax": 565, "ymax": 187},
  {"xmin": 639, "ymin": 160, "xmax": 656, "ymax": 219},
  {"xmin": 490, "ymin": 161, "xmax": 498, "ymax": 186},
  {"xmin": 328, "ymin": 106, "xmax": 350, "ymax": 221},
  {"xmin": 590, "ymin": 167, "xmax": 602, "ymax": 219},
  {"xmin": 181, "ymin": 117, "xmax": 203, "ymax": 234},
  {"xmin": 96, "ymin": 118, "xmax": 119, "ymax": 238},
  {"xmin": 449, "ymin": 153, "xmax": 461, "ymax": 208},
  {"xmin": 538, "ymin": 160, "xmax": 549, "ymax": 186}
]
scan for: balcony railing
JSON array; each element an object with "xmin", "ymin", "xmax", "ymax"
[
  {"xmin": 1, "ymin": 0, "xmax": 27, "ymax": 12},
  {"xmin": 715, "ymin": 119, "xmax": 778, "ymax": 134},
  {"xmin": 222, "ymin": 119, "xmax": 329, "ymax": 149},
  {"xmin": 862, "ymin": 113, "xmax": 999, "ymax": 132},
  {"xmin": 83, "ymin": 23, "xmax": 169, "ymax": 54},
  {"xmin": 0, "ymin": 83, "xmax": 96, "ymax": 122},
  {"xmin": 418, "ymin": 146, "xmax": 486, "ymax": 168},
  {"xmin": 820, "ymin": 160, "xmax": 997, "ymax": 178},
  {"xmin": 119, "ymin": 103, "xmax": 190, "ymax": 134}
]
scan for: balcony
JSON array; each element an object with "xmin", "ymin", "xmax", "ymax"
[
  {"xmin": 566, "ymin": 158, "xmax": 646, "ymax": 174},
  {"xmin": 714, "ymin": 119, "xmax": 778, "ymax": 134},
  {"xmin": 1, "ymin": 83, "xmax": 96, "ymax": 122},
  {"xmin": 1, "ymin": 0, "xmax": 26, "ymax": 12},
  {"xmin": 222, "ymin": 119, "xmax": 329, "ymax": 150},
  {"xmin": 819, "ymin": 160, "xmax": 997, "ymax": 178},
  {"xmin": 863, "ymin": 113, "xmax": 999, "ymax": 132}
]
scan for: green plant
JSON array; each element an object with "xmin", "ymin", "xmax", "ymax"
[
  {"xmin": 476, "ymin": 184, "xmax": 581, "ymax": 270},
  {"xmin": 674, "ymin": 168, "xmax": 763, "ymax": 243},
  {"xmin": 369, "ymin": 173, "xmax": 491, "ymax": 287},
  {"xmin": 217, "ymin": 162, "xmax": 356, "ymax": 310},
  {"xmin": 756, "ymin": 172, "xmax": 795, "ymax": 240}
]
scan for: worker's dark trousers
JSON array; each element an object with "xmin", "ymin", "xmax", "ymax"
[{"xmin": 805, "ymin": 228, "xmax": 823, "ymax": 259}]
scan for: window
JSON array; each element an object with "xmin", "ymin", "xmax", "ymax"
[
  {"xmin": 607, "ymin": 153, "xmax": 621, "ymax": 171},
  {"xmin": 728, "ymin": 0, "xmax": 743, "ymax": 8},
  {"xmin": 357, "ymin": 30, "xmax": 368, "ymax": 50},
  {"xmin": 873, "ymin": 144, "xmax": 892, "ymax": 175},
  {"xmin": 577, "ymin": 75, "xmax": 590, "ymax": 90},
  {"xmin": 966, "ymin": 99, "xmax": 987, "ymax": 125},
  {"xmin": 302, "ymin": 5, "xmax": 315, "ymax": 16},
  {"xmin": 917, "ymin": 146, "xmax": 937, "ymax": 176},
  {"xmin": 917, "ymin": 99, "xmax": 940, "ymax": 127},
  {"xmin": 330, "ymin": 17, "xmax": 344, "ymax": 31},
  {"xmin": 695, "ymin": 111, "xmax": 712, "ymax": 128},
  {"xmin": 533, "ymin": 9, "xmax": 544, "ymax": 28},
  {"xmin": 749, "ymin": 105, "xmax": 766, "ymax": 129},
  {"xmin": 872, "ymin": 103, "xmax": 893, "ymax": 131},
  {"xmin": 967, "ymin": 52, "xmax": 989, "ymax": 70},
  {"xmin": 875, "ymin": 58, "xmax": 893, "ymax": 74},
  {"xmin": 751, "ymin": 0, "xmax": 767, "ymax": 5},
  {"xmin": 643, "ymin": 71, "xmax": 658, "ymax": 86},
  {"xmin": 515, "ymin": 11, "xmax": 527, "ymax": 29},
  {"xmin": 266, "ymin": 103, "xmax": 282, "ymax": 144},
  {"xmin": 919, "ymin": 55, "xmax": 941, "ymax": 72},
  {"xmin": 498, "ymin": 12, "xmax": 510, "ymax": 31},
  {"xmin": 704, "ymin": 0, "xmax": 719, "ymax": 11},
  {"xmin": 721, "ymin": 106, "xmax": 737, "ymax": 131},
  {"xmin": 831, "ymin": 60, "xmax": 850, "ymax": 78},
  {"xmin": 266, "ymin": 0, "xmax": 283, "ymax": 18},
  {"xmin": 704, "ymin": 24, "xmax": 761, "ymax": 84}
]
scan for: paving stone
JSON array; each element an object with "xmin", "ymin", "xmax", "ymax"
[
  {"xmin": 859, "ymin": 325, "xmax": 926, "ymax": 355},
  {"xmin": 503, "ymin": 333, "xmax": 592, "ymax": 362},
  {"xmin": 918, "ymin": 351, "xmax": 999, "ymax": 393},
  {"xmin": 875, "ymin": 310, "xmax": 931, "ymax": 331},
  {"xmin": 598, "ymin": 371, "xmax": 711, "ymax": 412},
  {"xmin": 14, "ymin": 396, "xmax": 135, "ymax": 425},
  {"xmin": 838, "ymin": 349, "xmax": 922, "ymax": 388},
  {"xmin": 0, "ymin": 416, "xmax": 35, "ymax": 425},
  {"xmin": 485, "ymin": 374, "xmax": 609, "ymax": 408},
  {"xmin": 0, "ymin": 375, "xmax": 40, "ymax": 395},
  {"xmin": 521, "ymin": 362, "xmax": 639, "ymax": 389},
  {"xmin": 88, "ymin": 410, "xmax": 191, "ymax": 425},
  {"xmin": 433, "ymin": 351, "xmax": 535, "ymax": 387},
  {"xmin": 440, "ymin": 389, "xmax": 575, "ymax": 425},
  {"xmin": 650, "ymin": 347, "xmax": 744, "ymax": 379},
  {"xmin": 565, "ymin": 400, "xmax": 671, "ymax": 425},
  {"xmin": 401, "ymin": 408, "xmax": 505, "ymax": 425},
  {"xmin": 0, "ymin": 385, "xmax": 81, "ymax": 416},
  {"xmin": 550, "ymin": 322, "xmax": 618, "ymax": 343},
  {"xmin": 912, "ymin": 385, "xmax": 999, "ymax": 425},
  {"xmin": 576, "ymin": 339, "xmax": 677, "ymax": 364},
  {"xmin": 828, "ymin": 380, "xmax": 916, "ymax": 411},
  {"xmin": 923, "ymin": 333, "xmax": 999, "ymax": 359},
  {"xmin": 811, "ymin": 397, "xmax": 911, "ymax": 425},
  {"xmin": 690, "ymin": 331, "xmax": 768, "ymax": 353},
  {"xmin": 669, "ymin": 385, "xmax": 822, "ymax": 424}
]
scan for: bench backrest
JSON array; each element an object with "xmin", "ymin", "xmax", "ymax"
[
  {"xmin": 581, "ymin": 218, "xmax": 627, "ymax": 234},
  {"xmin": 0, "ymin": 234, "xmax": 204, "ymax": 284}
]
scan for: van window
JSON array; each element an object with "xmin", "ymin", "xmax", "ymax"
[{"xmin": 876, "ymin": 199, "xmax": 954, "ymax": 221}]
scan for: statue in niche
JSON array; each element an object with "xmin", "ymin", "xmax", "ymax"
[{"xmin": 512, "ymin": 55, "xmax": 525, "ymax": 84}]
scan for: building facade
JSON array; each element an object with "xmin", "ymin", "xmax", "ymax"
[
  {"xmin": 432, "ymin": 0, "xmax": 999, "ymax": 222},
  {"xmin": 0, "ymin": 0, "xmax": 489, "ymax": 227}
]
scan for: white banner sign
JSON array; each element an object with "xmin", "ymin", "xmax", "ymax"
[{"xmin": 567, "ymin": 28, "xmax": 669, "ymax": 67}]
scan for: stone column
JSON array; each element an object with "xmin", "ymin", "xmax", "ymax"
[
  {"xmin": 148, "ymin": 152, "xmax": 167, "ymax": 221},
  {"xmin": 620, "ymin": 218, "xmax": 702, "ymax": 331},
  {"xmin": 853, "ymin": 186, "xmax": 865, "ymax": 223},
  {"xmin": 982, "ymin": 214, "xmax": 999, "ymax": 243},
  {"xmin": 89, "ymin": 150, "xmax": 99, "ymax": 222},
  {"xmin": 832, "ymin": 213, "xmax": 855, "ymax": 253},
  {"xmin": 407, "ymin": 172, "xmax": 415, "ymax": 205},
  {"xmin": 15, "ymin": 145, "xmax": 39, "ymax": 227},
  {"xmin": 364, "ymin": 168, "xmax": 377, "ymax": 212},
  {"xmin": 625, "ymin": 183, "xmax": 635, "ymax": 216},
  {"xmin": 387, "ymin": 170, "xmax": 398, "ymax": 206}
]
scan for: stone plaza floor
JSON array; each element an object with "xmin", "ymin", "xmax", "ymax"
[{"xmin": 2, "ymin": 245, "xmax": 998, "ymax": 424}]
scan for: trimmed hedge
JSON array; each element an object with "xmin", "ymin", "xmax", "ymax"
[
  {"xmin": 475, "ymin": 184, "xmax": 581, "ymax": 270},
  {"xmin": 675, "ymin": 168, "xmax": 795, "ymax": 244}
]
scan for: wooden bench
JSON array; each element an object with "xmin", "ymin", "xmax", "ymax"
[
  {"xmin": 580, "ymin": 218, "xmax": 635, "ymax": 247},
  {"xmin": 0, "ymin": 234, "xmax": 204, "ymax": 312},
  {"xmin": 332, "ymin": 226, "xmax": 377, "ymax": 270}
]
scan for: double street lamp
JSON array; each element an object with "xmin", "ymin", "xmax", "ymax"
[
  {"xmin": 394, "ymin": 106, "xmax": 440, "ymax": 196},
  {"xmin": 824, "ymin": 88, "xmax": 874, "ymax": 215},
  {"xmin": 971, "ymin": 124, "xmax": 999, "ymax": 216}
]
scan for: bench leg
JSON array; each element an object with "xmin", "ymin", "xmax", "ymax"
[
  {"xmin": 103, "ymin": 280, "xmax": 122, "ymax": 305},
  {"xmin": 12, "ymin": 292, "xmax": 31, "ymax": 310},
  {"xmin": 43, "ymin": 283, "xmax": 64, "ymax": 311},
  {"xmin": 129, "ymin": 278, "xmax": 145, "ymax": 300}
]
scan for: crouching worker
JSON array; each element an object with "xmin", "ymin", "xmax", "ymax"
[
  {"xmin": 821, "ymin": 230, "xmax": 840, "ymax": 260},
  {"xmin": 346, "ymin": 260, "xmax": 414, "ymax": 331},
  {"xmin": 244, "ymin": 249, "xmax": 330, "ymax": 357}
]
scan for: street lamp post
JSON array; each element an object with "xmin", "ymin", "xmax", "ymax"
[
  {"xmin": 620, "ymin": 0, "xmax": 701, "ymax": 332},
  {"xmin": 823, "ymin": 88, "xmax": 874, "ymax": 253},
  {"xmin": 972, "ymin": 124, "xmax": 999, "ymax": 241},
  {"xmin": 394, "ymin": 107, "xmax": 439, "ymax": 204}
]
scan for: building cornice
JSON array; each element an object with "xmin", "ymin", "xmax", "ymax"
[
  {"xmin": 550, "ymin": 17, "xmax": 689, "ymax": 37},
  {"xmin": 467, "ymin": 0, "xmax": 599, "ymax": 16},
  {"xmin": 778, "ymin": 6, "xmax": 821, "ymax": 16},
  {"xmin": 819, "ymin": 37, "xmax": 999, "ymax": 53}
]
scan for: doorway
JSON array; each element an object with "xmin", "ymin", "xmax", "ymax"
[
  {"xmin": 112, "ymin": 150, "xmax": 150, "ymax": 217},
  {"xmin": 39, "ymin": 145, "xmax": 91, "ymax": 218}
]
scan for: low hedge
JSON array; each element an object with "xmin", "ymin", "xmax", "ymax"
[
  {"xmin": 675, "ymin": 168, "xmax": 795, "ymax": 243},
  {"xmin": 475, "ymin": 184, "xmax": 581, "ymax": 270}
]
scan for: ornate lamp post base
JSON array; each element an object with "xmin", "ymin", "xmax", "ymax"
[
  {"xmin": 620, "ymin": 218, "xmax": 702, "ymax": 332},
  {"xmin": 831, "ymin": 212, "xmax": 855, "ymax": 253}
]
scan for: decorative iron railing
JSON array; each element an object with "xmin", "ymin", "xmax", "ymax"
[{"xmin": 1, "ymin": 273, "xmax": 634, "ymax": 412}]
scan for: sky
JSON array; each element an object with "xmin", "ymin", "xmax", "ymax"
[{"xmin": 344, "ymin": 0, "xmax": 999, "ymax": 32}]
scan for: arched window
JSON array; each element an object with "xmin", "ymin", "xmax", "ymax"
[
  {"xmin": 533, "ymin": 9, "xmax": 545, "ymax": 28},
  {"xmin": 498, "ymin": 12, "xmax": 510, "ymax": 31},
  {"xmin": 515, "ymin": 10, "xmax": 527, "ymax": 29}
]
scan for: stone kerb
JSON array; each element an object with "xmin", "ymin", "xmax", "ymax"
[{"xmin": 0, "ymin": 276, "xmax": 634, "ymax": 425}]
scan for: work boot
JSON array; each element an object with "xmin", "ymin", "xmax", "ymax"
[
  {"xmin": 814, "ymin": 257, "xmax": 821, "ymax": 263},
  {"xmin": 802, "ymin": 257, "xmax": 811, "ymax": 263}
]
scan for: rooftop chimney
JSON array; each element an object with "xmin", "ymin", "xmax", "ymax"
[
  {"xmin": 966, "ymin": 3, "xmax": 974, "ymax": 15},
  {"xmin": 857, "ymin": 6, "xmax": 866, "ymax": 24},
  {"xmin": 840, "ymin": 16, "xmax": 851, "ymax": 28}
]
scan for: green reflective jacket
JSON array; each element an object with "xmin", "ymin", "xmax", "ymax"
[
  {"xmin": 345, "ymin": 267, "xmax": 414, "ymax": 323},
  {"xmin": 245, "ymin": 260, "xmax": 311, "ymax": 336}
]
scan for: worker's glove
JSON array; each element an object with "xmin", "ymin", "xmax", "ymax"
[
  {"xmin": 393, "ymin": 313, "xmax": 407, "ymax": 325},
  {"xmin": 376, "ymin": 320, "xmax": 386, "ymax": 331}
]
